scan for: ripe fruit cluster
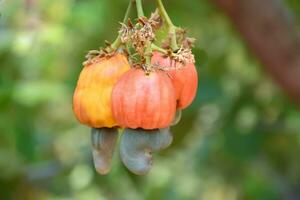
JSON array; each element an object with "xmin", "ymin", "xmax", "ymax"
[
  {"xmin": 73, "ymin": 33, "xmax": 198, "ymax": 131},
  {"xmin": 73, "ymin": 0, "xmax": 198, "ymax": 175}
]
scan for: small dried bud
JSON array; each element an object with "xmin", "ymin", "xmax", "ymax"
[
  {"xmin": 119, "ymin": 23, "xmax": 132, "ymax": 43},
  {"xmin": 148, "ymin": 9, "xmax": 161, "ymax": 29},
  {"xmin": 131, "ymin": 21, "xmax": 155, "ymax": 55},
  {"xmin": 173, "ymin": 46, "xmax": 195, "ymax": 65},
  {"xmin": 83, "ymin": 49, "xmax": 112, "ymax": 66},
  {"xmin": 85, "ymin": 50, "xmax": 101, "ymax": 59},
  {"xmin": 176, "ymin": 27, "xmax": 187, "ymax": 36},
  {"xmin": 131, "ymin": 30, "xmax": 144, "ymax": 54},
  {"xmin": 138, "ymin": 17, "xmax": 148, "ymax": 26},
  {"xmin": 104, "ymin": 40, "xmax": 112, "ymax": 47},
  {"xmin": 182, "ymin": 37, "xmax": 196, "ymax": 48},
  {"xmin": 127, "ymin": 19, "xmax": 134, "ymax": 29},
  {"xmin": 175, "ymin": 27, "xmax": 187, "ymax": 44},
  {"xmin": 140, "ymin": 23, "xmax": 155, "ymax": 41}
]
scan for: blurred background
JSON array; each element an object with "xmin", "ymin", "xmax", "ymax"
[{"xmin": 1, "ymin": 0, "xmax": 300, "ymax": 199}]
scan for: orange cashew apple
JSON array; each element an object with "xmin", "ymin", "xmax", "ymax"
[{"xmin": 73, "ymin": 53, "xmax": 130, "ymax": 128}]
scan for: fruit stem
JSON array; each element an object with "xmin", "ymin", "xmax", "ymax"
[
  {"xmin": 151, "ymin": 44, "xmax": 167, "ymax": 54},
  {"xmin": 145, "ymin": 41, "xmax": 152, "ymax": 71},
  {"xmin": 135, "ymin": 0, "xmax": 145, "ymax": 18},
  {"xmin": 111, "ymin": 0, "xmax": 134, "ymax": 50},
  {"xmin": 156, "ymin": 0, "xmax": 179, "ymax": 51},
  {"xmin": 134, "ymin": 0, "xmax": 153, "ymax": 70},
  {"xmin": 156, "ymin": 0, "xmax": 173, "ymax": 27},
  {"xmin": 151, "ymin": 44, "xmax": 177, "ymax": 57},
  {"xmin": 111, "ymin": 37, "xmax": 121, "ymax": 50},
  {"xmin": 123, "ymin": 0, "xmax": 134, "ymax": 22}
]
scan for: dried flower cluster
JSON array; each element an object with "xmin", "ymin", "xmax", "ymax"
[
  {"xmin": 173, "ymin": 46, "xmax": 195, "ymax": 64},
  {"xmin": 152, "ymin": 47, "xmax": 195, "ymax": 71},
  {"xmin": 119, "ymin": 10, "xmax": 160, "ymax": 56},
  {"xmin": 83, "ymin": 10, "xmax": 195, "ymax": 71},
  {"xmin": 132, "ymin": 20, "xmax": 155, "ymax": 54},
  {"xmin": 83, "ymin": 49, "xmax": 116, "ymax": 66}
]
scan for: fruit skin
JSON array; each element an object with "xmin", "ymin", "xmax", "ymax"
[
  {"xmin": 112, "ymin": 68, "xmax": 176, "ymax": 130},
  {"xmin": 73, "ymin": 53, "xmax": 130, "ymax": 128},
  {"xmin": 151, "ymin": 51, "xmax": 198, "ymax": 109}
]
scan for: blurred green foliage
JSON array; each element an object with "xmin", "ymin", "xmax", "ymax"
[{"xmin": 1, "ymin": 0, "xmax": 300, "ymax": 199}]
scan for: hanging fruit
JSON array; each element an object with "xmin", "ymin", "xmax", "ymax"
[
  {"xmin": 112, "ymin": 68, "xmax": 176, "ymax": 129},
  {"xmin": 73, "ymin": 53, "xmax": 130, "ymax": 128},
  {"xmin": 72, "ymin": 0, "xmax": 200, "ymax": 175},
  {"xmin": 73, "ymin": 52, "xmax": 130, "ymax": 174},
  {"xmin": 151, "ymin": 51, "xmax": 198, "ymax": 109}
]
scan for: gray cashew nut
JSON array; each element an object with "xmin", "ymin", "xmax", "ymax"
[
  {"xmin": 120, "ymin": 128, "xmax": 173, "ymax": 175},
  {"xmin": 91, "ymin": 128, "xmax": 118, "ymax": 175}
]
